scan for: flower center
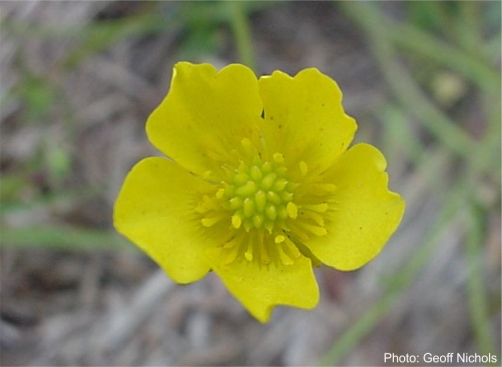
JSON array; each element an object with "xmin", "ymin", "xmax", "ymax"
[
  {"xmin": 196, "ymin": 138, "xmax": 331, "ymax": 266},
  {"xmin": 223, "ymin": 154, "xmax": 298, "ymax": 233}
]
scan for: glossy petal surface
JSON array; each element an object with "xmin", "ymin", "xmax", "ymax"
[
  {"xmin": 114, "ymin": 157, "xmax": 214, "ymax": 283},
  {"xmin": 207, "ymin": 248, "xmax": 319, "ymax": 323},
  {"xmin": 146, "ymin": 62, "xmax": 263, "ymax": 179},
  {"xmin": 304, "ymin": 143, "xmax": 405, "ymax": 270},
  {"xmin": 258, "ymin": 68, "xmax": 357, "ymax": 176},
  {"xmin": 114, "ymin": 62, "xmax": 406, "ymax": 323}
]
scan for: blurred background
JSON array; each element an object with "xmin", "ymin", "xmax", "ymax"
[{"xmin": 0, "ymin": 1, "xmax": 500, "ymax": 366}]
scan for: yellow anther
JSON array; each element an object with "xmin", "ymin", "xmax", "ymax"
[
  {"xmin": 283, "ymin": 236, "xmax": 301, "ymax": 258},
  {"xmin": 201, "ymin": 216, "xmax": 221, "ymax": 227},
  {"xmin": 297, "ymin": 221, "xmax": 327, "ymax": 236},
  {"xmin": 273, "ymin": 152, "xmax": 284, "ymax": 163},
  {"xmin": 258, "ymin": 239, "xmax": 271, "ymax": 264},
  {"xmin": 194, "ymin": 203, "xmax": 208, "ymax": 214},
  {"xmin": 216, "ymin": 188, "xmax": 225, "ymax": 199},
  {"xmin": 303, "ymin": 210, "xmax": 325, "ymax": 226},
  {"xmin": 223, "ymin": 237, "xmax": 239, "ymax": 249},
  {"xmin": 275, "ymin": 235, "xmax": 285, "ymax": 243},
  {"xmin": 241, "ymin": 138, "xmax": 255, "ymax": 156},
  {"xmin": 312, "ymin": 183, "xmax": 337, "ymax": 195},
  {"xmin": 231, "ymin": 214, "xmax": 242, "ymax": 229},
  {"xmin": 244, "ymin": 241, "xmax": 253, "ymax": 261},
  {"xmin": 225, "ymin": 246, "xmax": 239, "ymax": 264},
  {"xmin": 286, "ymin": 202, "xmax": 298, "ymax": 219},
  {"xmin": 202, "ymin": 170, "xmax": 214, "ymax": 180},
  {"xmin": 303, "ymin": 203, "xmax": 329, "ymax": 212},
  {"xmin": 277, "ymin": 245, "xmax": 294, "ymax": 265}
]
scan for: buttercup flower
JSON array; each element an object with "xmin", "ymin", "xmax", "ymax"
[{"xmin": 114, "ymin": 62, "xmax": 405, "ymax": 322}]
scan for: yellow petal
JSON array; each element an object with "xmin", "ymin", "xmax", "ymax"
[
  {"xmin": 206, "ymin": 248, "xmax": 319, "ymax": 323},
  {"xmin": 146, "ymin": 62, "xmax": 263, "ymax": 178},
  {"xmin": 305, "ymin": 143, "xmax": 405, "ymax": 271},
  {"xmin": 258, "ymin": 68, "xmax": 357, "ymax": 176},
  {"xmin": 114, "ymin": 157, "xmax": 215, "ymax": 283}
]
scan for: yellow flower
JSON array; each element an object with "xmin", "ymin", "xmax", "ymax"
[{"xmin": 114, "ymin": 62, "xmax": 405, "ymax": 323}]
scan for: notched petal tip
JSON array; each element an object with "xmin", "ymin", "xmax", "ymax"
[
  {"xmin": 145, "ymin": 61, "xmax": 262, "ymax": 178},
  {"xmin": 257, "ymin": 65, "xmax": 357, "ymax": 175}
]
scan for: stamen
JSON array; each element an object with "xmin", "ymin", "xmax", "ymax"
[
  {"xmin": 273, "ymin": 152, "xmax": 284, "ymax": 163},
  {"xmin": 288, "ymin": 223, "xmax": 310, "ymax": 242},
  {"xmin": 296, "ymin": 221, "xmax": 327, "ymax": 237},
  {"xmin": 283, "ymin": 236, "xmax": 301, "ymax": 258},
  {"xmin": 277, "ymin": 244, "xmax": 294, "ymax": 265},
  {"xmin": 258, "ymin": 239, "xmax": 271, "ymax": 264},
  {"xmin": 199, "ymin": 149, "xmax": 322, "ymax": 266},
  {"xmin": 225, "ymin": 245, "xmax": 240, "ymax": 264},
  {"xmin": 244, "ymin": 239, "xmax": 253, "ymax": 261},
  {"xmin": 302, "ymin": 203, "xmax": 328, "ymax": 212},
  {"xmin": 311, "ymin": 183, "xmax": 337, "ymax": 195},
  {"xmin": 201, "ymin": 215, "xmax": 223, "ymax": 227},
  {"xmin": 231, "ymin": 214, "xmax": 242, "ymax": 229},
  {"xmin": 302, "ymin": 210, "xmax": 325, "ymax": 226},
  {"xmin": 286, "ymin": 202, "xmax": 298, "ymax": 219},
  {"xmin": 215, "ymin": 188, "xmax": 225, "ymax": 199},
  {"xmin": 241, "ymin": 138, "xmax": 255, "ymax": 156},
  {"xmin": 202, "ymin": 170, "xmax": 214, "ymax": 180}
]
